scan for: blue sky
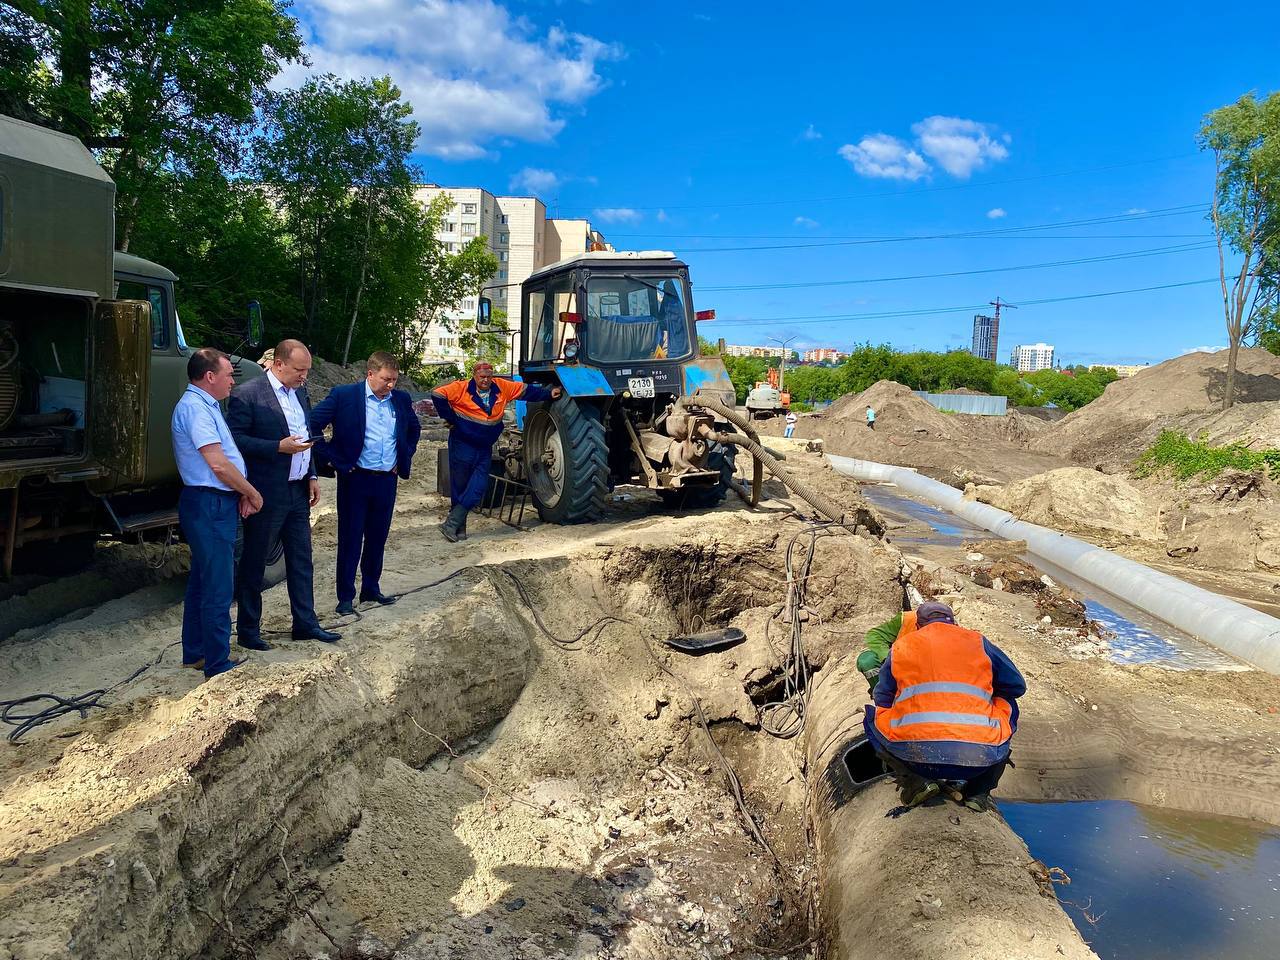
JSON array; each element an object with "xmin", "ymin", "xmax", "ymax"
[{"xmin": 288, "ymin": 0, "xmax": 1280, "ymax": 365}]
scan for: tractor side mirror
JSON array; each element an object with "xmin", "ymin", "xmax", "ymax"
[
  {"xmin": 246, "ymin": 300, "xmax": 264, "ymax": 348},
  {"xmin": 476, "ymin": 296, "xmax": 499, "ymax": 333}
]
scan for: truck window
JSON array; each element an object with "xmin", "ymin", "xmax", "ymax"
[
  {"xmin": 114, "ymin": 279, "xmax": 168, "ymax": 349},
  {"xmin": 526, "ymin": 276, "xmax": 576, "ymax": 362}
]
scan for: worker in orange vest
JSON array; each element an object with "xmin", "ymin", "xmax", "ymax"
[
  {"xmin": 864, "ymin": 601, "xmax": 1025, "ymax": 811},
  {"xmin": 431, "ymin": 363, "xmax": 561, "ymax": 541}
]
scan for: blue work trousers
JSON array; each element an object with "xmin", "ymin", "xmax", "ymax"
[
  {"xmin": 336, "ymin": 468, "xmax": 398, "ymax": 603},
  {"xmin": 178, "ymin": 486, "xmax": 238, "ymax": 677},
  {"xmin": 448, "ymin": 434, "xmax": 494, "ymax": 511}
]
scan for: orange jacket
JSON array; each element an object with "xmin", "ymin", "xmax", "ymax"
[
  {"xmin": 430, "ymin": 377, "xmax": 552, "ymax": 447},
  {"xmin": 873, "ymin": 621, "xmax": 1015, "ymax": 763}
]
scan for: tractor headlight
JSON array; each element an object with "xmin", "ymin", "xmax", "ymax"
[{"xmin": 563, "ymin": 339, "xmax": 580, "ymax": 362}]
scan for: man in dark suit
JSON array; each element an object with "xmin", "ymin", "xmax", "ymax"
[
  {"xmin": 227, "ymin": 339, "xmax": 341, "ymax": 648},
  {"xmin": 310, "ymin": 351, "xmax": 422, "ymax": 616}
]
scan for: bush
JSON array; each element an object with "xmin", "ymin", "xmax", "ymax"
[{"xmin": 1133, "ymin": 430, "xmax": 1280, "ymax": 480}]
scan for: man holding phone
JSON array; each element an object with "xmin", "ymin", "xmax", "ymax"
[{"xmin": 228, "ymin": 339, "xmax": 341, "ymax": 649}]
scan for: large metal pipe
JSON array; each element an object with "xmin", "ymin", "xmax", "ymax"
[{"xmin": 827, "ymin": 454, "xmax": 1280, "ymax": 674}]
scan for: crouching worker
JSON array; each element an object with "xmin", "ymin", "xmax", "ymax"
[
  {"xmin": 864, "ymin": 601, "xmax": 1025, "ymax": 811},
  {"xmin": 430, "ymin": 362, "xmax": 561, "ymax": 542},
  {"xmin": 856, "ymin": 609, "xmax": 917, "ymax": 693}
]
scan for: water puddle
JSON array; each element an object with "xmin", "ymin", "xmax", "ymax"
[
  {"xmin": 1000, "ymin": 800, "xmax": 1280, "ymax": 960},
  {"xmin": 860, "ymin": 483, "xmax": 1248, "ymax": 672}
]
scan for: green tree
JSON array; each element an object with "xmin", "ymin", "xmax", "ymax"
[
  {"xmin": 1, "ymin": 0, "xmax": 302, "ymax": 248},
  {"xmin": 461, "ymin": 308, "xmax": 513, "ymax": 372},
  {"xmin": 1198, "ymin": 91, "xmax": 1280, "ymax": 409}
]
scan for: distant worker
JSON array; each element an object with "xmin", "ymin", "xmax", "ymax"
[
  {"xmin": 310, "ymin": 351, "xmax": 422, "ymax": 615},
  {"xmin": 171, "ymin": 348, "xmax": 262, "ymax": 679},
  {"xmin": 865, "ymin": 405, "xmax": 876, "ymax": 430},
  {"xmin": 856, "ymin": 609, "xmax": 917, "ymax": 692},
  {"xmin": 784, "ymin": 409, "xmax": 798, "ymax": 438},
  {"xmin": 228, "ymin": 340, "xmax": 340, "ymax": 648},
  {"xmin": 431, "ymin": 362, "xmax": 561, "ymax": 542},
  {"xmin": 864, "ymin": 601, "xmax": 1025, "ymax": 811}
]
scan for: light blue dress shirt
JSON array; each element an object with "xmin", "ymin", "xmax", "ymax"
[
  {"xmin": 358, "ymin": 382, "xmax": 399, "ymax": 471},
  {"xmin": 171, "ymin": 384, "xmax": 246, "ymax": 490}
]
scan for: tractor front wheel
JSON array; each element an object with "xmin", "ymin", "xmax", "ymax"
[{"xmin": 524, "ymin": 396, "xmax": 608, "ymax": 524}]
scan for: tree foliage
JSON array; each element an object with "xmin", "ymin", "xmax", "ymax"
[{"xmin": 1198, "ymin": 91, "xmax": 1280, "ymax": 409}]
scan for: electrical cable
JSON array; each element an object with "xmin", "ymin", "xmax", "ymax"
[
  {"xmin": 700, "ymin": 240, "xmax": 1214, "ymax": 292},
  {"xmin": 1, "ymin": 640, "xmax": 182, "ymax": 743},
  {"xmin": 712, "ymin": 276, "xmax": 1222, "ymax": 328}
]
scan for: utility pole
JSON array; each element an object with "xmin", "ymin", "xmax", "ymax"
[{"xmin": 769, "ymin": 335, "xmax": 798, "ymax": 394}]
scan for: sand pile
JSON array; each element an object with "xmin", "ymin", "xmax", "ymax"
[
  {"xmin": 822, "ymin": 380, "xmax": 965, "ymax": 439},
  {"xmin": 974, "ymin": 467, "xmax": 1164, "ymax": 543},
  {"xmin": 1035, "ymin": 348, "xmax": 1280, "ymax": 468}
]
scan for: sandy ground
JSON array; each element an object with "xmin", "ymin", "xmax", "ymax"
[{"xmin": 3, "ymin": 430, "xmax": 1279, "ymax": 960}]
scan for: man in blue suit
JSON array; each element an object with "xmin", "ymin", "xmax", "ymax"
[
  {"xmin": 310, "ymin": 351, "xmax": 422, "ymax": 616},
  {"xmin": 228, "ymin": 340, "xmax": 340, "ymax": 649}
]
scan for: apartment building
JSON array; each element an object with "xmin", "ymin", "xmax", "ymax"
[
  {"xmin": 1010, "ymin": 342, "xmax": 1055, "ymax": 372},
  {"xmin": 412, "ymin": 185, "xmax": 611, "ymax": 369},
  {"xmin": 802, "ymin": 347, "xmax": 844, "ymax": 364},
  {"xmin": 723, "ymin": 344, "xmax": 789, "ymax": 359},
  {"xmin": 1090, "ymin": 363, "xmax": 1149, "ymax": 379},
  {"xmin": 971, "ymin": 314, "xmax": 999, "ymax": 362}
]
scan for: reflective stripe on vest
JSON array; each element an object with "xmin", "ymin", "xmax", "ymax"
[
  {"xmin": 895, "ymin": 681, "xmax": 992, "ymax": 704},
  {"xmin": 889, "ymin": 711, "xmax": 1001, "ymax": 729}
]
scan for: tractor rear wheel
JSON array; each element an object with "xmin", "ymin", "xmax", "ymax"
[
  {"xmin": 659, "ymin": 440, "xmax": 737, "ymax": 510},
  {"xmin": 524, "ymin": 396, "xmax": 608, "ymax": 524}
]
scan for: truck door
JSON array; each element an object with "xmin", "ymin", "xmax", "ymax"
[{"xmin": 91, "ymin": 300, "xmax": 151, "ymax": 484}]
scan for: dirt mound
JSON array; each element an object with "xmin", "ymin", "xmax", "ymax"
[
  {"xmin": 825, "ymin": 380, "xmax": 965, "ymax": 438},
  {"xmin": 975, "ymin": 467, "xmax": 1164, "ymax": 543},
  {"xmin": 1036, "ymin": 348, "xmax": 1280, "ymax": 467},
  {"xmin": 956, "ymin": 407, "xmax": 1047, "ymax": 447}
]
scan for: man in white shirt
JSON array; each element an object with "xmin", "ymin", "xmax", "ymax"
[
  {"xmin": 784, "ymin": 409, "xmax": 798, "ymax": 438},
  {"xmin": 228, "ymin": 340, "xmax": 340, "ymax": 649}
]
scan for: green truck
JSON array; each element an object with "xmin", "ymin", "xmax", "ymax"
[{"xmin": 0, "ymin": 113, "xmax": 265, "ymax": 576}]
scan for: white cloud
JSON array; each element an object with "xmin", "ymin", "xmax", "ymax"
[
  {"xmin": 509, "ymin": 167, "xmax": 561, "ymax": 195},
  {"xmin": 656, "ymin": 209, "xmax": 669, "ymax": 222},
  {"xmin": 1125, "ymin": 207, "xmax": 1148, "ymax": 215},
  {"xmin": 594, "ymin": 207, "xmax": 643, "ymax": 223},
  {"xmin": 838, "ymin": 134, "xmax": 929, "ymax": 181},
  {"xmin": 283, "ymin": 0, "xmax": 624, "ymax": 160},
  {"xmin": 1181, "ymin": 345, "xmax": 1228, "ymax": 354},
  {"xmin": 987, "ymin": 207, "xmax": 1007, "ymax": 219},
  {"xmin": 794, "ymin": 215, "xmax": 819, "ymax": 228},
  {"xmin": 911, "ymin": 116, "xmax": 1009, "ymax": 178},
  {"xmin": 802, "ymin": 123, "xmax": 822, "ymax": 141}
]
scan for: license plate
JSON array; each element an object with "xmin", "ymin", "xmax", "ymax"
[{"xmin": 628, "ymin": 377, "xmax": 655, "ymax": 398}]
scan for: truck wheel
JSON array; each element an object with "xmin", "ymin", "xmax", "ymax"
[
  {"xmin": 659, "ymin": 441, "xmax": 738, "ymax": 510},
  {"xmin": 233, "ymin": 527, "xmax": 287, "ymax": 588},
  {"xmin": 524, "ymin": 397, "xmax": 608, "ymax": 524}
]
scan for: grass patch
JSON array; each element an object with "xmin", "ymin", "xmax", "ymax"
[{"xmin": 1133, "ymin": 430, "xmax": 1280, "ymax": 481}]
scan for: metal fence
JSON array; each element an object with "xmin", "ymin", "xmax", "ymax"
[{"xmin": 913, "ymin": 392, "xmax": 1008, "ymax": 416}]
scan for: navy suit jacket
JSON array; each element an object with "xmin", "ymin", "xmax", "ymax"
[
  {"xmin": 227, "ymin": 374, "xmax": 318, "ymax": 499},
  {"xmin": 309, "ymin": 382, "xmax": 422, "ymax": 480}
]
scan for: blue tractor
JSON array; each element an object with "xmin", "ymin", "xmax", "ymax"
[{"xmin": 478, "ymin": 250, "xmax": 740, "ymax": 524}]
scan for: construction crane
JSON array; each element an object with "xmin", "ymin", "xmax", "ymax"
[{"xmin": 989, "ymin": 296, "xmax": 1018, "ymax": 322}]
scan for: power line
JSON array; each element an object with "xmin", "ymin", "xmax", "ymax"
[
  {"xmin": 673, "ymin": 206, "xmax": 1209, "ymax": 254},
  {"xmin": 564, "ymin": 152, "xmax": 1199, "ymax": 213},
  {"xmin": 698, "ymin": 241, "xmax": 1215, "ymax": 292},
  {"xmin": 708, "ymin": 277, "xmax": 1220, "ymax": 328}
]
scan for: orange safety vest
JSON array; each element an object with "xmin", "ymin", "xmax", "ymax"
[
  {"xmin": 895, "ymin": 611, "xmax": 918, "ymax": 640},
  {"xmin": 874, "ymin": 622, "xmax": 1013, "ymax": 748},
  {"xmin": 431, "ymin": 377, "xmax": 528, "ymax": 428}
]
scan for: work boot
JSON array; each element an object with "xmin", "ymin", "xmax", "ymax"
[
  {"xmin": 440, "ymin": 505, "xmax": 467, "ymax": 543},
  {"xmin": 457, "ymin": 510, "xmax": 468, "ymax": 541},
  {"xmin": 906, "ymin": 781, "xmax": 940, "ymax": 808},
  {"xmin": 964, "ymin": 792, "xmax": 993, "ymax": 813}
]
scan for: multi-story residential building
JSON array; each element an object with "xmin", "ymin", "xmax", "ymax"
[
  {"xmin": 723, "ymin": 344, "xmax": 789, "ymax": 359},
  {"xmin": 802, "ymin": 347, "xmax": 844, "ymax": 364},
  {"xmin": 1010, "ymin": 342, "xmax": 1055, "ymax": 372},
  {"xmin": 1090, "ymin": 363, "xmax": 1149, "ymax": 379},
  {"xmin": 971, "ymin": 314, "xmax": 999, "ymax": 362},
  {"xmin": 412, "ymin": 185, "xmax": 611, "ymax": 369}
]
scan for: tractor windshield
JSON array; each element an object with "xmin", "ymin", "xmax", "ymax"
[{"xmin": 584, "ymin": 274, "xmax": 692, "ymax": 363}]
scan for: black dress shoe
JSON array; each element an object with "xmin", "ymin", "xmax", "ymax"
[
  {"xmin": 237, "ymin": 636, "xmax": 273, "ymax": 652},
  {"xmin": 335, "ymin": 600, "xmax": 356, "ymax": 616},
  {"xmin": 359, "ymin": 590, "xmax": 398, "ymax": 606},
  {"xmin": 292, "ymin": 625, "xmax": 341, "ymax": 643}
]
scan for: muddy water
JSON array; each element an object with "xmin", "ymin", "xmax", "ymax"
[
  {"xmin": 859, "ymin": 483, "xmax": 1246, "ymax": 671},
  {"xmin": 1001, "ymin": 800, "xmax": 1280, "ymax": 960}
]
